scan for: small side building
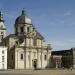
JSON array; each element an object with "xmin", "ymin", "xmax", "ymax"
[
  {"xmin": 51, "ymin": 49, "xmax": 73, "ymax": 68},
  {"xmin": 51, "ymin": 55, "xmax": 62, "ymax": 68}
]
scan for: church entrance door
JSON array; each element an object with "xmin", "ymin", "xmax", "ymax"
[{"xmin": 32, "ymin": 59, "xmax": 37, "ymax": 69}]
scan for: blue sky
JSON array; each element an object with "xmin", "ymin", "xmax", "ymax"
[{"xmin": 0, "ymin": 0, "xmax": 75, "ymax": 50}]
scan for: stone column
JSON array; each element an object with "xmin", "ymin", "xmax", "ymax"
[
  {"xmin": 47, "ymin": 50, "xmax": 49, "ymax": 68},
  {"xmin": 29, "ymin": 51, "xmax": 32, "ymax": 69},
  {"xmin": 37, "ymin": 49, "xmax": 39, "ymax": 68},
  {"xmin": 24, "ymin": 38, "xmax": 26, "ymax": 69},
  {"xmin": 41, "ymin": 40, "xmax": 43, "ymax": 69},
  {"xmin": 24, "ymin": 25, "xmax": 27, "ymax": 33},
  {"xmin": 29, "ymin": 38, "xmax": 32, "ymax": 69},
  {"xmin": 15, "ymin": 50, "xmax": 18, "ymax": 69}
]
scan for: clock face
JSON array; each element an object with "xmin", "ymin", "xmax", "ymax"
[{"xmin": 25, "ymin": 17, "xmax": 31, "ymax": 24}]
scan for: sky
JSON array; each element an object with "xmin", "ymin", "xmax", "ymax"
[{"xmin": 0, "ymin": 0, "xmax": 75, "ymax": 50}]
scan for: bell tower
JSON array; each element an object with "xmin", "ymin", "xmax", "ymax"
[{"xmin": 0, "ymin": 11, "xmax": 6, "ymax": 42}]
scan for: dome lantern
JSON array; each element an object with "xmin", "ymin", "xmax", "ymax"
[
  {"xmin": 15, "ymin": 10, "xmax": 32, "ymax": 35},
  {"xmin": 22, "ymin": 9, "xmax": 26, "ymax": 15}
]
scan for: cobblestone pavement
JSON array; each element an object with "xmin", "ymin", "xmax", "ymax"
[{"xmin": 0, "ymin": 69, "xmax": 75, "ymax": 75}]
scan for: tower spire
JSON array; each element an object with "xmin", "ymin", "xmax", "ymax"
[{"xmin": 0, "ymin": 11, "xmax": 4, "ymax": 22}]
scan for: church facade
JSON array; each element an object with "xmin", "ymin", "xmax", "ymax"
[{"xmin": 0, "ymin": 10, "xmax": 52, "ymax": 69}]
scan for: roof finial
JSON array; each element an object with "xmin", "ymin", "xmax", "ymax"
[
  {"xmin": 0, "ymin": 11, "xmax": 4, "ymax": 22},
  {"xmin": 22, "ymin": 8, "xmax": 26, "ymax": 15}
]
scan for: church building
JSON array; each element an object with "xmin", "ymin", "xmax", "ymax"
[
  {"xmin": 1, "ymin": 10, "xmax": 52, "ymax": 69},
  {"xmin": 0, "ymin": 11, "xmax": 7, "ymax": 70}
]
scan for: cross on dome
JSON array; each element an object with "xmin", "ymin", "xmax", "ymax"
[{"xmin": 22, "ymin": 8, "xmax": 27, "ymax": 15}]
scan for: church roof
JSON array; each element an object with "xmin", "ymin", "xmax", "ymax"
[
  {"xmin": 2, "ymin": 31, "xmax": 44, "ymax": 43},
  {"xmin": 51, "ymin": 49, "xmax": 72, "ymax": 56},
  {"xmin": 36, "ymin": 30, "xmax": 44, "ymax": 39},
  {"xmin": 15, "ymin": 9, "xmax": 31, "ymax": 24},
  {"xmin": 2, "ymin": 34, "xmax": 17, "ymax": 41}
]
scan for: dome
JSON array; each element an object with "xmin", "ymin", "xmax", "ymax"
[{"xmin": 15, "ymin": 10, "xmax": 32, "ymax": 24}]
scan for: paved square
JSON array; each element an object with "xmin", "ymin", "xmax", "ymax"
[{"xmin": 0, "ymin": 69, "xmax": 75, "ymax": 75}]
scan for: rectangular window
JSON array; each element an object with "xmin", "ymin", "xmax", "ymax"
[
  {"xmin": 20, "ymin": 54, "xmax": 23, "ymax": 60},
  {"xmin": 20, "ymin": 27, "xmax": 24, "ymax": 33},
  {"xmin": 2, "ymin": 56, "xmax": 4, "ymax": 62},
  {"xmin": 27, "ymin": 27, "xmax": 30, "ymax": 32},
  {"xmin": 1, "ymin": 32, "xmax": 3, "ymax": 34},
  {"xmin": 33, "ymin": 38, "xmax": 37, "ymax": 46},
  {"xmin": 12, "ymin": 55, "xmax": 13, "ymax": 60},
  {"xmin": 1, "ymin": 35, "xmax": 3, "ymax": 40},
  {"xmin": 2, "ymin": 50, "xmax": 4, "ymax": 54},
  {"xmin": 44, "ymin": 55, "xmax": 47, "ymax": 60}
]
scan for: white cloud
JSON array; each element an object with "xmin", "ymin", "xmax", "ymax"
[{"xmin": 64, "ymin": 11, "xmax": 71, "ymax": 16}]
